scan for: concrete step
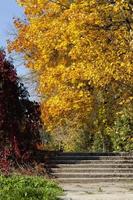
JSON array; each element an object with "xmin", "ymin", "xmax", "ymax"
[
  {"xmin": 48, "ymin": 152, "xmax": 133, "ymax": 183},
  {"xmin": 53, "ymin": 156, "xmax": 133, "ymax": 160},
  {"xmin": 51, "ymin": 168, "xmax": 133, "ymax": 173},
  {"xmin": 56, "ymin": 152, "xmax": 133, "ymax": 156},
  {"xmin": 48, "ymin": 159, "xmax": 133, "ymax": 164},
  {"xmin": 48, "ymin": 163, "xmax": 133, "ymax": 168},
  {"xmin": 53, "ymin": 172, "xmax": 133, "ymax": 178},
  {"xmin": 55, "ymin": 177, "xmax": 133, "ymax": 183}
]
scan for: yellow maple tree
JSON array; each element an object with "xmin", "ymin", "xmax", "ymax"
[{"xmin": 8, "ymin": 0, "xmax": 133, "ymax": 150}]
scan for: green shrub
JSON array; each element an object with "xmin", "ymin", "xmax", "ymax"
[
  {"xmin": 109, "ymin": 112, "xmax": 133, "ymax": 152},
  {"xmin": 0, "ymin": 175, "xmax": 63, "ymax": 200}
]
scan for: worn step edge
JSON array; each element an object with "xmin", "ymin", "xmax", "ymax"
[
  {"xmin": 48, "ymin": 163, "xmax": 133, "ymax": 168},
  {"xmin": 57, "ymin": 152, "xmax": 133, "ymax": 156},
  {"xmin": 48, "ymin": 160, "xmax": 133, "ymax": 164},
  {"xmin": 53, "ymin": 156, "xmax": 133, "ymax": 160},
  {"xmin": 53, "ymin": 172, "xmax": 133, "ymax": 177},
  {"xmin": 51, "ymin": 168, "xmax": 133, "ymax": 172},
  {"xmin": 56, "ymin": 177, "xmax": 133, "ymax": 183}
]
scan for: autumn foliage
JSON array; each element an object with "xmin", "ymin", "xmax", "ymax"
[
  {"xmin": 9, "ymin": 0, "xmax": 133, "ymax": 151},
  {"xmin": 0, "ymin": 51, "xmax": 41, "ymax": 171}
]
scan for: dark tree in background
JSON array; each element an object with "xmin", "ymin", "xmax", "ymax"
[{"xmin": 0, "ymin": 50, "xmax": 41, "ymax": 171}]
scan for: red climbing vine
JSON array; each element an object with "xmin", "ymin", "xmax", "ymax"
[{"xmin": 0, "ymin": 50, "xmax": 41, "ymax": 172}]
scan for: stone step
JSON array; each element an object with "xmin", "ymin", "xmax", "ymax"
[
  {"xmin": 51, "ymin": 168, "xmax": 133, "ymax": 173},
  {"xmin": 48, "ymin": 152, "xmax": 133, "ymax": 183},
  {"xmin": 48, "ymin": 159, "xmax": 133, "ymax": 164},
  {"xmin": 53, "ymin": 172, "xmax": 133, "ymax": 178},
  {"xmin": 53, "ymin": 156, "xmax": 133, "ymax": 160},
  {"xmin": 55, "ymin": 177, "xmax": 133, "ymax": 183},
  {"xmin": 56, "ymin": 152, "xmax": 133, "ymax": 156},
  {"xmin": 48, "ymin": 163, "xmax": 133, "ymax": 168}
]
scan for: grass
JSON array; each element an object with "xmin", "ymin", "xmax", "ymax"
[
  {"xmin": 128, "ymin": 187, "xmax": 133, "ymax": 191},
  {"xmin": 98, "ymin": 187, "xmax": 103, "ymax": 192},
  {"xmin": 0, "ymin": 174, "xmax": 63, "ymax": 200}
]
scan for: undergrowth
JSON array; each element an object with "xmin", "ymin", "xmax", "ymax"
[{"xmin": 0, "ymin": 174, "xmax": 63, "ymax": 200}]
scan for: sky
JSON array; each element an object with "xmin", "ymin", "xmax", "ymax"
[
  {"xmin": 0, "ymin": 0, "xmax": 38, "ymax": 100},
  {"xmin": 0, "ymin": 0, "xmax": 28, "ymax": 75},
  {"xmin": 0, "ymin": 0, "xmax": 24, "ymax": 48}
]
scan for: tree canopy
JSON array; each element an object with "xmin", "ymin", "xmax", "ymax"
[{"xmin": 9, "ymin": 0, "xmax": 133, "ymax": 151}]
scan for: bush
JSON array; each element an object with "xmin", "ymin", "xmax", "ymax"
[
  {"xmin": 108, "ymin": 110, "xmax": 133, "ymax": 152},
  {"xmin": 0, "ymin": 175, "xmax": 63, "ymax": 200}
]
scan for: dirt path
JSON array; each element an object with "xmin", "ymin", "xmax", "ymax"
[{"xmin": 60, "ymin": 182, "xmax": 133, "ymax": 200}]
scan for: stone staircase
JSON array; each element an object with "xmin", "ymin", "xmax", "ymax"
[{"xmin": 47, "ymin": 152, "xmax": 133, "ymax": 183}]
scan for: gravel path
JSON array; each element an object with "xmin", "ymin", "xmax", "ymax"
[{"xmin": 60, "ymin": 182, "xmax": 133, "ymax": 200}]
